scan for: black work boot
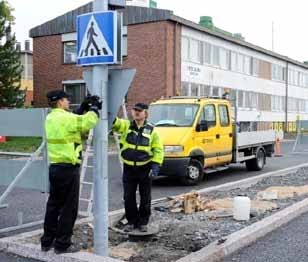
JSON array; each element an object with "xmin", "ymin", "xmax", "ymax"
[
  {"xmin": 139, "ymin": 225, "xmax": 148, "ymax": 232},
  {"xmin": 54, "ymin": 246, "xmax": 76, "ymax": 254},
  {"xmin": 123, "ymin": 224, "xmax": 135, "ymax": 232},
  {"xmin": 41, "ymin": 245, "xmax": 52, "ymax": 252}
]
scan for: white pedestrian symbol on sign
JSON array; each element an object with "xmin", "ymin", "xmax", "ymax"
[{"xmin": 78, "ymin": 15, "xmax": 113, "ymax": 58}]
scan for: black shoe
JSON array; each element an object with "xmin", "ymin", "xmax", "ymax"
[
  {"xmin": 41, "ymin": 245, "xmax": 52, "ymax": 252},
  {"xmin": 123, "ymin": 224, "xmax": 135, "ymax": 232},
  {"xmin": 54, "ymin": 246, "xmax": 75, "ymax": 254},
  {"xmin": 139, "ymin": 225, "xmax": 148, "ymax": 232}
]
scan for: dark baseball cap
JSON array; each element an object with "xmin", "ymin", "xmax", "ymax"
[
  {"xmin": 133, "ymin": 103, "xmax": 149, "ymax": 111},
  {"xmin": 46, "ymin": 90, "xmax": 71, "ymax": 102}
]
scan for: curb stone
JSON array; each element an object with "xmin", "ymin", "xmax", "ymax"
[
  {"xmin": 1, "ymin": 163, "xmax": 308, "ymax": 262},
  {"xmin": 176, "ymin": 198, "xmax": 308, "ymax": 262}
]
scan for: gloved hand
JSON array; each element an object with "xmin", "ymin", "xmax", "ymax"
[
  {"xmin": 73, "ymin": 100, "xmax": 90, "ymax": 115},
  {"xmin": 151, "ymin": 163, "xmax": 160, "ymax": 177},
  {"xmin": 87, "ymin": 95, "xmax": 102, "ymax": 110},
  {"xmin": 87, "ymin": 95, "xmax": 102, "ymax": 117}
]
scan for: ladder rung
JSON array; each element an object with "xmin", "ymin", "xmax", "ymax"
[
  {"xmin": 87, "ymin": 165, "xmax": 94, "ymax": 168},
  {"xmin": 82, "ymin": 181, "xmax": 93, "ymax": 185},
  {"xmin": 79, "ymin": 198, "xmax": 92, "ymax": 202}
]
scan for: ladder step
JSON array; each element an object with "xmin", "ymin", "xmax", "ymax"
[
  {"xmin": 79, "ymin": 198, "xmax": 92, "ymax": 202},
  {"xmin": 87, "ymin": 165, "xmax": 94, "ymax": 168},
  {"xmin": 82, "ymin": 181, "xmax": 93, "ymax": 185}
]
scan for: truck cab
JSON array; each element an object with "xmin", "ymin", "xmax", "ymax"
[{"xmin": 148, "ymin": 96, "xmax": 274, "ymax": 185}]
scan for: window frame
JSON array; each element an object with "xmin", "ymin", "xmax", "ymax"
[
  {"xmin": 63, "ymin": 41, "xmax": 77, "ymax": 65},
  {"xmin": 218, "ymin": 104, "xmax": 230, "ymax": 127},
  {"xmin": 200, "ymin": 104, "xmax": 216, "ymax": 129},
  {"xmin": 189, "ymin": 38, "xmax": 202, "ymax": 64},
  {"xmin": 181, "ymin": 36, "xmax": 190, "ymax": 62},
  {"xmin": 63, "ymin": 82, "xmax": 87, "ymax": 108}
]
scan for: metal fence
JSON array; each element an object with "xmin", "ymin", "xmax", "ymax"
[
  {"xmin": 0, "ymin": 108, "xmax": 49, "ymax": 232},
  {"xmin": 293, "ymin": 120, "xmax": 308, "ymax": 152}
]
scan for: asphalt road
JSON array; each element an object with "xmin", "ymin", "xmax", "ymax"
[
  {"xmin": 224, "ymin": 211, "xmax": 308, "ymax": 262},
  {"xmin": 1, "ymin": 141, "xmax": 307, "ymax": 231},
  {"xmin": 1, "ymin": 140, "xmax": 308, "ymax": 261},
  {"xmin": 0, "ymin": 253, "xmax": 40, "ymax": 262}
]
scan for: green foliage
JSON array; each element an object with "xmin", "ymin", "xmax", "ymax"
[{"xmin": 0, "ymin": 0, "xmax": 25, "ymax": 108}]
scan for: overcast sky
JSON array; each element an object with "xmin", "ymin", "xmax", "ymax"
[{"xmin": 7, "ymin": 0, "xmax": 308, "ymax": 63}]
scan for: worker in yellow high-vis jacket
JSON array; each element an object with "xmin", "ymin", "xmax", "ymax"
[
  {"xmin": 113, "ymin": 103, "xmax": 164, "ymax": 232},
  {"xmin": 41, "ymin": 90, "xmax": 100, "ymax": 254}
]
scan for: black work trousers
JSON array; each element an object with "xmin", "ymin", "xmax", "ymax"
[
  {"xmin": 123, "ymin": 163, "xmax": 152, "ymax": 226},
  {"xmin": 41, "ymin": 164, "xmax": 80, "ymax": 250}
]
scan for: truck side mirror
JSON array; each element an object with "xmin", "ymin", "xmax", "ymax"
[{"xmin": 196, "ymin": 120, "xmax": 208, "ymax": 132}]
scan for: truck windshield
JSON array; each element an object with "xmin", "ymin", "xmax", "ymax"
[{"xmin": 148, "ymin": 104, "xmax": 199, "ymax": 127}]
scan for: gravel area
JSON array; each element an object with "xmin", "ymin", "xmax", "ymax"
[{"xmin": 19, "ymin": 167, "xmax": 308, "ymax": 262}]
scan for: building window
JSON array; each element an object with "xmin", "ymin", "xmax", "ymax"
[
  {"xmin": 63, "ymin": 41, "xmax": 77, "ymax": 64},
  {"xmin": 243, "ymin": 55, "xmax": 251, "ymax": 75},
  {"xmin": 288, "ymin": 98, "xmax": 297, "ymax": 112},
  {"xmin": 64, "ymin": 83, "xmax": 86, "ymax": 109},
  {"xmin": 219, "ymin": 105, "xmax": 230, "ymax": 127},
  {"xmin": 189, "ymin": 39, "xmax": 201, "ymax": 63},
  {"xmin": 304, "ymin": 74, "xmax": 308, "ymax": 88},
  {"xmin": 212, "ymin": 45, "xmax": 220, "ymax": 66},
  {"xmin": 252, "ymin": 58, "xmax": 259, "ymax": 76},
  {"xmin": 219, "ymin": 48, "xmax": 230, "ymax": 70},
  {"xmin": 271, "ymin": 96, "xmax": 283, "ymax": 112},
  {"xmin": 237, "ymin": 53, "xmax": 244, "ymax": 73},
  {"xmin": 238, "ymin": 90, "xmax": 244, "ymax": 107},
  {"xmin": 204, "ymin": 42, "xmax": 212, "ymax": 64},
  {"xmin": 305, "ymin": 101, "xmax": 308, "ymax": 113},
  {"xmin": 182, "ymin": 37, "xmax": 189, "ymax": 61},
  {"xmin": 200, "ymin": 85, "xmax": 211, "ymax": 96},
  {"xmin": 244, "ymin": 92, "xmax": 250, "ymax": 108},
  {"xmin": 248, "ymin": 92, "xmax": 258, "ymax": 109},
  {"xmin": 258, "ymin": 93, "xmax": 270, "ymax": 111},
  {"xmin": 271, "ymin": 64, "xmax": 285, "ymax": 82},
  {"xmin": 181, "ymin": 82, "xmax": 189, "ymax": 96},
  {"xmin": 298, "ymin": 99, "xmax": 305, "ymax": 112},
  {"xmin": 212, "ymin": 86, "xmax": 221, "ymax": 97},
  {"xmin": 191, "ymin": 83, "xmax": 199, "ymax": 96},
  {"xmin": 231, "ymin": 51, "xmax": 237, "ymax": 72}
]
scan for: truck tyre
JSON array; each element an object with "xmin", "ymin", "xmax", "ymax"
[
  {"xmin": 246, "ymin": 148, "xmax": 265, "ymax": 171},
  {"xmin": 181, "ymin": 159, "xmax": 204, "ymax": 186}
]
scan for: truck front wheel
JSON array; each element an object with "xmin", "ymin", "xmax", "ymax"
[
  {"xmin": 246, "ymin": 149, "xmax": 265, "ymax": 171},
  {"xmin": 180, "ymin": 159, "xmax": 204, "ymax": 186}
]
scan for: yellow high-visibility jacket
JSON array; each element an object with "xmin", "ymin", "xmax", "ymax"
[
  {"xmin": 112, "ymin": 118, "xmax": 164, "ymax": 166},
  {"xmin": 45, "ymin": 108, "xmax": 98, "ymax": 165}
]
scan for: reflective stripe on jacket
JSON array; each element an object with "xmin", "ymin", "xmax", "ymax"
[
  {"xmin": 45, "ymin": 108, "xmax": 98, "ymax": 165},
  {"xmin": 112, "ymin": 118, "xmax": 164, "ymax": 166}
]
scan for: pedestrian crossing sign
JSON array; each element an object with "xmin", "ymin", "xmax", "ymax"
[{"xmin": 77, "ymin": 11, "xmax": 117, "ymax": 66}]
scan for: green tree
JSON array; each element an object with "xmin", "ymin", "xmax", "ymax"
[{"xmin": 0, "ymin": 0, "xmax": 24, "ymax": 108}]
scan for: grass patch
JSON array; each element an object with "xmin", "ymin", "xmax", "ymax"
[
  {"xmin": 0, "ymin": 136, "xmax": 117, "ymax": 153},
  {"xmin": 0, "ymin": 137, "xmax": 42, "ymax": 153}
]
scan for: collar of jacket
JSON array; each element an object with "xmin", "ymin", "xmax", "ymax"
[
  {"xmin": 130, "ymin": 120, "xmax": 147, "ymax": 131},
  {"xmin": 52, "ymin": 108, "xmax": 67, "ymax": 113}
]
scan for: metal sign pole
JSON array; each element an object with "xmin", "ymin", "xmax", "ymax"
[{"xmin": 93, "ymin": 0, "xmax": 109, "ymax": 256}]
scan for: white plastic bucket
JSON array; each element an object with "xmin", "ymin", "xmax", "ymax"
[{"xmin": 233, "ymin": 196, "xmax": 251, "ymax": 221}]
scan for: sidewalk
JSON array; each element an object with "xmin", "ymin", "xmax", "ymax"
[{"xmin": 225, "ymin": 211, "xmax": 308, "ymax": 262}]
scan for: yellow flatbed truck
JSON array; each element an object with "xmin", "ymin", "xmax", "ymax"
[{"xmin": 148, "ymin": 96, "xmax": 275, "ymax": 185}]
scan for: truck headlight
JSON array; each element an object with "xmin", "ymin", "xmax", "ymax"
[{"xmin": 164, "ymin": 145, "xmax": 184, "ymax": 153}]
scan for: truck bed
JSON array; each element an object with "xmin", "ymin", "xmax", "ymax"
[{"xmin": 236, "ymin": 130, "xmax": 276, "ymax": 149}]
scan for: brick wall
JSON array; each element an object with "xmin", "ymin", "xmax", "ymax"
[
  {"xmin": 33, "ymin": 35, "xmax": 83, "ymax": 107},
  {"xmin": 25, "ymin": 90, "xmax": 33, "ymax": 106},
  {"xmin": 33, "ymin": 21, "xmax": 181, "ymax": 109}
]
